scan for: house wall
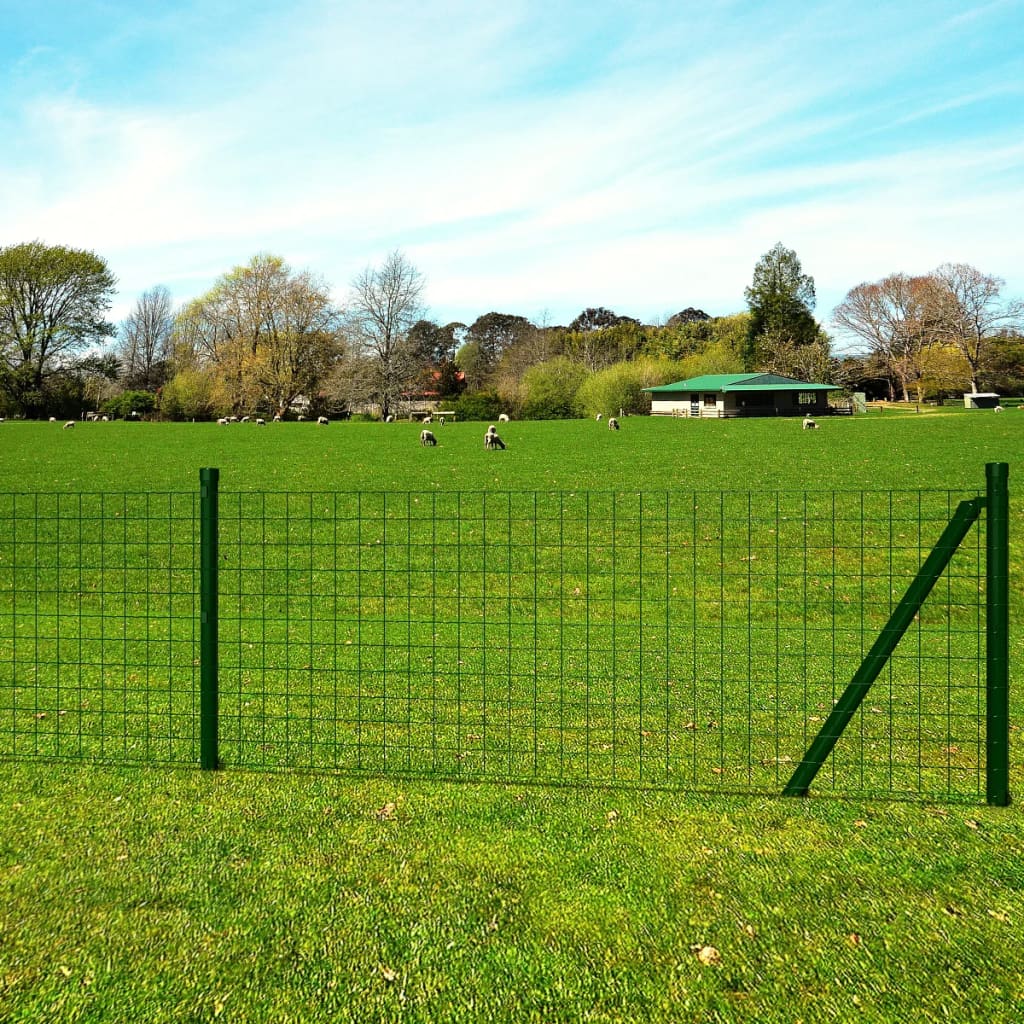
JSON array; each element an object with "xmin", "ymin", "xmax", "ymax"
[{"xmin": 651, "ymin": 390, "xmax": 832, "ymax": 416}]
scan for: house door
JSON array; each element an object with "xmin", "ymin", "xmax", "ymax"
[{"xmin": 690, "ymin": 398, "xmax": 700, "ymax": 417}]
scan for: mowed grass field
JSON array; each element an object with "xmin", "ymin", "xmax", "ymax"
[{"xmin": 2, "ymin": 409, "xmax": 1023, "ymax": 1022}]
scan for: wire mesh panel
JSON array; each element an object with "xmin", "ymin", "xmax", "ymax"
[
  {"xmin": 215, "ymin": 487, "xmax": 987, "ymax": 799},
  {"xmin": 0, "ymin": 492, "xmax": 198, "ymax": 764}
]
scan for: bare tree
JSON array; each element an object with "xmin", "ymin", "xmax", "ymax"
[
  {"xmin": 343, "ymin": 251, "xmax": 426, "ymax": 419},
  {"xmin": 926, "ymin": 263, "xmax": 1022, "ymax": 393},
  {"xmin": 832, "ymin": 274, "xmax": 933, "ymax": 401},
  {"xmin": 118, "ymin": 285, "xmax": 175, "ymax": 391}
]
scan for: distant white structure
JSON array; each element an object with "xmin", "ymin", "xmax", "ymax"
[{"xmin": 964, "ymin": 392, "xmax": 1001, "ymax": 410}]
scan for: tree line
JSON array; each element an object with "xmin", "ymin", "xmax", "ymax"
[{"xmin": 0, "ymin": 239, "xmax": 1020, "ymax": 421}]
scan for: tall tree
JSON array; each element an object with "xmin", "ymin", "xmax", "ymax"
[
  {"xmin": 0, "ymin": 240, "xmax": 116, "ymax": 416},
  {"xmin": 832, "ymin": 274, "xmax": 933, "ymax": 401},
  {"xmin": 744, "ymin": 243, "xmax": 818, "ymax": 369},
  {"xmin": 567, "ymin": 307, "xmax": 634, "ymax": 333},
  {"xmin": 173, "ymin": 253, "xmax": 342, "ymax": 416},
  {"xmin": 117, "ymin": 285, "xmax": 175, "ymax": 391},
  {"xmin": 926, "ymin": 263, "xmax": 1022, "ymax": 393},
  {"xmin": 343, "ymin": 251, "xmax": 426, "ymax": 419},
  {"xmin": 463, "ymin": 312, "xmax": 534, "ymax": 385}
]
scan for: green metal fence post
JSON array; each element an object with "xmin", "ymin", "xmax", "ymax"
[
  {"xmin": 200, "ymin": 468, "xmax": 220, "ymax": 770},
  {"xmin": 986, "ymin": 462, "xmax": 1010, "ymax": 806}
]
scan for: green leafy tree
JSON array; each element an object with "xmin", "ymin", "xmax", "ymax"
[
  {"xmin": 744, "ymin": 243, "xmax": 818, "ymax": 369},
  {"xmin": 464, "ymin": 312, "xmax": 534, "ymax": 384},
  {"xmin": 0, "ymin": 241, "xmax": 117, "ymax": 416}
]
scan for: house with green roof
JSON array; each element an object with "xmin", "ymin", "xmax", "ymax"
[{"xmin": 643, "ymin": 373, "xmax": 841, "ymax": 419}]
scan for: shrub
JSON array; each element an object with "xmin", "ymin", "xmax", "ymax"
[
  {"xmin": 576, "ymin": 358, "xmax": 685, "ymax": 417},
  {"xmin": 520, "ymin": 357, "xmax": 589, "ymax": 419},
  {"xmin": 159, "ymin": 371, "xmax": 215, "ymax": 421},
  {"xmin": 453, "ymin": 390, "xmax": 504, "ymax": 422},
  {"xmin": 100, "ymin": 390, "xmax": 157, "ymax": 419}
]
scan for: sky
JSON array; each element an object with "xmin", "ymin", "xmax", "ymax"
[{"xmin": 2, "ymin": 0, "xmax": 1022, "ymax": 345}]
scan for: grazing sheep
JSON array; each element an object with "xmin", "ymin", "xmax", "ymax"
[
  {"xmin": 297, "ymin": 415, "xmax": 306, "ymax": 421},
  {"xmin": 994, "ymin": 405, "xmax": 1004, "ymax": 413},
  {"xmin": 420, "ymin": 429, "xmax": 437, "ymax": 446},
  {"xmin": 228, "ymin": 416, "xmax": 239, "ymax": 422},
  {"xmin": 595, "ymin": 413, "xmax": 603, "ymax": 421},
  {"xmin": 273, "ymin": 414, "xmax": 282, "ymax": 422},
  {"xmin": 486, "ymin": 424, "xmax": 497, "ymax": 435},
  {"xmin": 421, "ymin": 415, "xmax": 432, "ymax": 425},
  {"xmin": 49, "ymin": 416, "xmax": 56, "ymax": 422},
  {"xmin": 101, "ymin": 415, "xmax": 109, "ymax": 422},
  {"xmin": 240, "ymin": 415, "xmax": 250, "ymax": 423},
  {"xmin": 607, "ymin": 417, "xmax": 620, "ymax": 430},
  {"xmin": 498, "ymin": 413, "xmax": 510, "ymax": 423},
  {"xmin": 484, "ymin": 430, "xmax": 506, "ymax": 450},
  {"xmin": 255, "ymin": 417, "xmax": 266, "ymax": 425},
  {"xmin": 438, "ymin": 416, "xmax": 445, "ymax": 426},
  {"xmin": 385, "ymin": 415, "xmax": 394, "ymax": 423},
  {"xmin": 217, "ymin": 417, "xmax": 229, "ymax": 425},
  {"xmin": 63, "ymin": 420, "xmax": 75, "ymax": 430},
  {"xmin": 802, "ymin": 416, "xmax": 818, "ymax": 430},
  {"xmin": 317, "ymin": 415, "xmax": 329, "ymax": 425}
]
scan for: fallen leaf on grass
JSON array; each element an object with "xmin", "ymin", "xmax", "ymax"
[
  {"xmin": 375, "ymin": 803, "xmax": 396, "ymax": 821},
  {"xmin": 853, "ymin": 820, "xmax": 868, "ymax": 828},
  {"xmin": 987, "ymin": 909, "xmax": 1010, "ymax": 923},
  {"xmin": 692, "ymin": 944, "xmax": 721, "ymax": 966},
  {"xmin": 847, "ymin": 933, "xmax": 862, "ymax": 947},
  {"xmin": 378, "ymin": 964, "xmax": 398, "ymax": 983}
]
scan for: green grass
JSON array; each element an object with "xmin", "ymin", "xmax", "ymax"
[{"xmin": 1, "ymin": 412, "xmax": 1023, "ymax": 1021}]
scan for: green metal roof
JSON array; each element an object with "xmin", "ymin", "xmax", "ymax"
[{"xmin": 644, "ymin": 373, "xmax": 839, "ymax": 394}]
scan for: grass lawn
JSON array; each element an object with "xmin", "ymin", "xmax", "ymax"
[{"xmin": 1, "ymin": 411, "xmax": 1023, "ymax": 1022}]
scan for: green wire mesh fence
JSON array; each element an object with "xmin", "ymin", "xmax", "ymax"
[
  {"xmin": 0, "ymin": 470, "xmax": 1008, "ymax": 802},
  {"xmin": 0, "ymin": 491, "xmax": 199, "ymax": 764}
]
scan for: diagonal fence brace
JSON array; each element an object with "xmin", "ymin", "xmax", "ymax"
[{"xmin": 784, "ymin": 495, "xmax": 985, "ymax": 797}]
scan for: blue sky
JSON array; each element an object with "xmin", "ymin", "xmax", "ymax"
[{"xmin": 2, "ymin": 0, "xmax": 1022, "ymax": 342}]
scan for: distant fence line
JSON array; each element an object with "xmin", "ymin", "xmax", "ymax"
[{"xmin": 0, "ymin": 465, "xmax": 1010, "ymax": 804}]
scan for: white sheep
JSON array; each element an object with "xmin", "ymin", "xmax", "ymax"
[
  {"xmin": 438, "ymin": 416, "xmax": 445, "ymax": 426},
  {"xmin": 802, "ymin": 416, "xmax": 818, "ymax": 430},
  {"xmin": 273, "ymin": 414, "xmax": 282, "ymax": 422},
  {"xmin": 63, "ymin": 420, "xmax": 75, "ymax": 429},
  {"xmin": 255, "ymin": 417, "xmax": 266, "ymax": 425},
  {"xmin": 595, "ymin": 413, "xmax": 603, "ymax": 421},
  {"xmin": 297, "ymin": 415, "xmax": 306, "ymax": 421},
  {"xmin": 994, "ymin": 405, "xmax": 1004, "ymax": 413},
  {"xmin": 385, "ymin": 415, "xmax": 394, "ymax": 423},
  {"xmin": 317, "ymin": 415, "xmax": 329, "ymax": 425},
  {"xmin": 422, "ymin": 415, "xmax": 432, "ymax": 425},
  {"xmin": 240, "ymin": 415, "xmax": 250, "ymax": 423},
  {"xmin": 420, "ymin": 429, "xmax": 437, "ymax": 446},
  {"xmin": 101, "ymin": 415, "xmax": 109, "ymax": 422},
  {"xmin": 484, "ymin": 429, "xmax": 506, "ymax": 450},
  {"xmin": 217, "ymin": 417, "xmax": 228, "ymax": 425},
  {"xmin": 607, "ymin": 417, "xmax": 620, "ymax": 430},
  {"xmin": 486, "ymin": 424, "xmax": 497, "ymax": 435},
  {"xmin": 49, "ymin": 416, "xmax": 56, "ymax": 423},
  {"xmin": 498, "ymin": 413, "xmax": 510, "ymax": 423}
]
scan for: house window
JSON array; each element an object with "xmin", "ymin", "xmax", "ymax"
[
  {"xmin": 798, "ymin": 392, "xmax": 815, "ymax": 405},
  {"xmin": 703, "ymin": 393, "xmax": 717, "ymax": 407}
]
